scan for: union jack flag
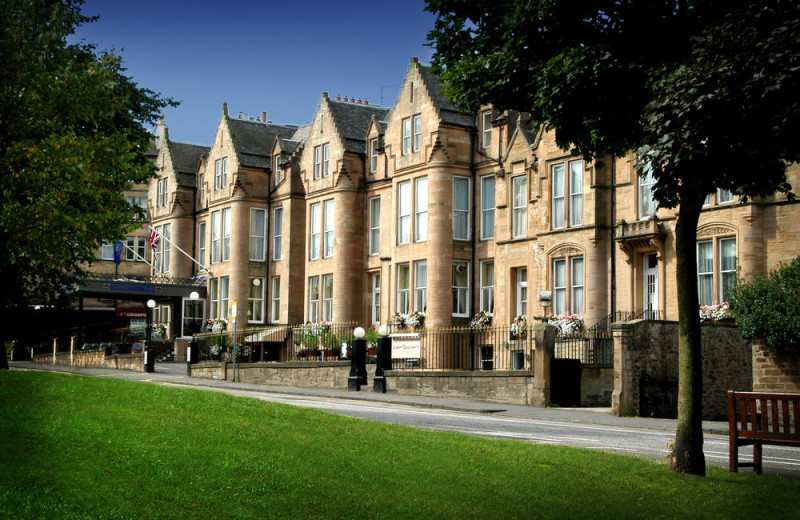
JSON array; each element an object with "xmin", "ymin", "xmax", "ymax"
[{"xmin": 149, "ymin": 228, "xmax": 160, "ymax": 252}]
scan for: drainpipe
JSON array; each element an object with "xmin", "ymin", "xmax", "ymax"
[
  {"xmin": 610, "ymin": 154, "xmax": 616, "ymax": 317},
  {"xmin": 470, "ymin": 125, "xmax": 477, "ymax": 320}
]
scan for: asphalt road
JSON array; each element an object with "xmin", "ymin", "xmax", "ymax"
[{"xmin": 12, "ymin": 360, "xmax": 800, "ymax": 479}]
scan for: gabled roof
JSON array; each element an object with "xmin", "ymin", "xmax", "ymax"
[
  {"xmin": 327, "ymin": 98, "xmax": 390, "ymax": 153},
  {"xmin": 227, "ymin": 118, "xmax": 298, "ymax": 169},
  {"xmin": 417, "ymin": 63, "xmax": 475, "ymax": 128},
  {"xmin": 169, "ymin": 142, "xmax": 209, "ymax": 187}
]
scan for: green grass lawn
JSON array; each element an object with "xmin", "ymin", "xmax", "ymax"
[{"xmin": 1, "ymin": 371, "xmax": 798, "ymax": 520}]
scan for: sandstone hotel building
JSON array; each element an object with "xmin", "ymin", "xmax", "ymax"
[{"xmin": 96, "ymin": 57, "xmax": 800, "ymax": 338}]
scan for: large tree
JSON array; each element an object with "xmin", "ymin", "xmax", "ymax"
[
  {"xmin": 426, "ymin": 0, "xmax": 800, "ymax": 475},
  {"xmin": 0, "ymin": 0, "xmax": 175, "ymax": 369}
]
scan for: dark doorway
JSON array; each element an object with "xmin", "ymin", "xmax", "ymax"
[{"xmin": 551, "ymin": 358, "xmax": 582, "ymax": 407}]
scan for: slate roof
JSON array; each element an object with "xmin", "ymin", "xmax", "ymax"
[
  {"xmin": 328, "ymin": 100, "xmax": 390, "ymax": 153},
  {"xmin": 169, "ymin": 142, "xmax": 209, "ymax": 187},
  {"xmin": 418, "ymin": 65, "xmax": 475, "ymax": 128},
  {"xmin": 227, "ymin": 118, "xmax": 298, "ymax": 169}
]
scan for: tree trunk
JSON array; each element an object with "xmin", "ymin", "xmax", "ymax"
[
  {"xmin": 670, "ymin": 189, "xmax": 706, "ymax": 475},
  {"xmin": 0, "ymin": 327, "xmax": 8, "ymax": 370}
]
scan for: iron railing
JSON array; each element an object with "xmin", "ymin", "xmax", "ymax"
[{"xmin": 385, "ymin": 325, "xmax": 535, "ymax": 371}]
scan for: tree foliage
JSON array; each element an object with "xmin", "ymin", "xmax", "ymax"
[
  {"xmin": 0, "ymin": 0, "xmax": 175, "ymax": 309},
  {"xmin": 733, "ymin": 257, "xmax": 800, "ymax": 350},
  {"xmin": 426, "ymin": 0, "xmax": 800, "ymax": 475}
]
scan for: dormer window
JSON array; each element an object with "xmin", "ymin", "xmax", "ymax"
[
  {"xmin": 274, "ymin": 155, "xmax": 281, "ymax": 186},
  {"xmin": 370, "ymin": 138, "xmax": 378, "ymax": 173}
]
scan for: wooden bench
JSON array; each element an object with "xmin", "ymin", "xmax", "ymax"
[{"xmin": 728, "ymin": 391, "xmax": 800, "ymax": 474}]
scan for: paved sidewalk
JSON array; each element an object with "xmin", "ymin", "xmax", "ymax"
[{"xmin": 8, "ymin": 360, "xmax": 729, "ymax": 436}]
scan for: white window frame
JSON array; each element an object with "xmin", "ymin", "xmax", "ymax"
[
  {"xmin": 402, "ymin": 117, "xmax": 411, "ymax": 155},
  {"xmin": 272, "ymin": 207, "xmax": 283, "ymax": 261},
  {"xmin": 369, "ymin": 197, "xmax": 380, "ymax": 256},
  {"xmin": 221, "ymin": 208, "xmax": 231, "ymax": 262},
  {"xmin": 717, "ymin": 188, "xmax": 734, "ymax": 204},
  {"xmin": 397, "ymin": 263, "xmax": 410, "ymax": 315},
  {"xmin": 482, "ymin": 111, "xmax": 492, "ymax": 149},
  {"xmin": 413, "ymin": 114, "xmax": 422, "ymax": 152},
  {"xmin": 480, "ymin": 260, "xmax": 494, "ymax": 313},
  {"xmin": 220, "ymin": 277, "xmax": 229, "ymax": 319},
  {"xmin": 274, "ymin": 155, "xmax": 281, "ymax": 186},
  {"xmin": 553, "ymin": 258, "xmax": 567, "ymax": 316},
  {"xmin": 271, "ymin": 277, "xmax": 281, "ymax": 324},
  {"xmin": 314, "ymin": 146, "xmax": 322, "ymax": 180},
  {"xmin": 323, "ymin": 143, "xmax": 330, "ymax": 177},
  {"xmin": 398, "ymin": 181, "xmax": 411, "ymax": 245},
  {"xmin": 211, "ymin": 211, "xmax": 220, "ymax": 264},
  {"xmin": 569, "ymin": 160, "xmax": 583, "ymax": 227},
  {"xmin": 371, "ymin": 273, "xmax": 381, "ymax": 325},
  {"xmin": 414, "ymin": 260, "xmax": 427, "ymax": 313},
  {"xmin": 570, "ymin": 256, "xmax": 584, "ymax": 315},
  {"xmin": 512, "ymin": 175, "xmax": 527, "ymax": 238},
  {"xmin": 697, "ymin": 237, "xmax": 737, "ymax": 306},
  {"xmin": 162, "ymin": 224, "xmax": 171, "ymax": 273},
  {"xmin": 101, "ymin": 241, "xmax": 114, "ymax": 260},
  {"xmin": 452, "ymin": 261, "xmax": 469, "ymax": 317},
  {"xmin": 249, "ymin": 278, "xmax": 265, "ymax": 324},
  {"xmin": 310, "ymin": 202, "xmax": 321, "ymax": 260},
  {"xmin": 126, "ymin": 237, "xmax": 136, "ymax": 261},
  {"xmin": 453, "ymin": 177, "xmax": 470, "ymax": 241},
  {"xmin": 209, "ymin": 278, "xmax": 219, "ymax": 319},
  {"xmin": 322, "ymin": 274, "xmax": 333, "ymax": 322},
  {"xmin": 370, "ymin": 138, "xmax": 378, "ymax": 173},
  {"xmin": 197, "ymin": 222, "xmax": 206, "ymax": 267},
  {"xmin": 308, "ymin": 276, "xmax": 320, "ymax": 323},
  {"xmin": 214, "ymin": 159, "xmax": 222, "ymax": 190},
  {"xmin": 415, "ymin": 176, "xmax": 428, "ymax": 242},
  {"xmin": 719, "ymin": 237, "xmax": 737, "ymax": 303},
  {"xmin": 323, "ymin": 199, "xmax": 334, "ymax": 258},
  {"xmin": 517, "ymin": 268, "xmax": 528, "ymax": 317},
  {"xmin": 552, "ymin": 164, "xmax": 565, "ymax": 229},
  {"xmin": 249, "ymin": 208, "xmax": 266, "ymax": 262},
  {"xmin": 481, "ymin": 175, "xmax": 495, "ymax": 240},
  {"xmin": 639, "ymin": 164, "xmax": 658, "ymax": 219}
]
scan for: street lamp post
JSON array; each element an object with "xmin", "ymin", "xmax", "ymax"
[
  {"xmin": 145, "ymin": 299, "xmax": 156, "ymax": 373},
  {"xmin": 188, "ymin": 291, "xmax": 199, "ymax": 376}
]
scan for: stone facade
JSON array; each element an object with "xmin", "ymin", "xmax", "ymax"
[
  {"xmin": 612, "ymin": 320, "xmax": 752, "ymax": 419},
  {"xmin": 72, "ymin": 57, "xmax": 800, "ymax": 405},
  {"xmin": 752, "ymin": 342, "xmax": 800, "ymax": 392}
]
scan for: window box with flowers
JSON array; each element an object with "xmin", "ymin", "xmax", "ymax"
[
  {"xmin": 548, "ymin": 313, "xmax": 584, "ymax": 339},
  {"xmin": 470, "ymin": 310, "xmax": 493, "ymax": 329},
  {"xmin": 699, "ymin": 302, "xmax": 734, "ymax": 323},
  {"xmin": 153, "ymin": 323, "xmax": 167, "ymax": 338},
  {"xmin": 391, "ymin": 311, "xmax": 426, "ymax": 329},
  {"xmin": 510, "ymin": 315, "xmax": 527, "ymax": 339}
]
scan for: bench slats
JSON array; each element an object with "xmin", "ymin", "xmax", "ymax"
[{"xmin": 728, "ymin": 390, "xmax": 800, "ymax": 474}]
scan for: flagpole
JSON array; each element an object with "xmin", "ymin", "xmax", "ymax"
[
  {"xmin": 122, "ymin": 242, "xmax": 155, "ymax": 269},
  {"xmin": 148, "ymin": 225, "xmax": 209, "ymax": 274}
]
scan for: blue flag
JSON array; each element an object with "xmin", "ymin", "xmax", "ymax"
[{"xmin": 113, "ymin": 240, "xmax": 124, "ymax": 265}]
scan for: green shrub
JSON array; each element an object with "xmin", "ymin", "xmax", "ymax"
[{"xmin": 732, "ymin": 256, "xmax": 800, "ymax": 349}]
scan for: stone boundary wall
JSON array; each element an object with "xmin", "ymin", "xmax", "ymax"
[
  {"xmin": 752, "ymin": 342, "xmax": 800, "ymax": 392},
  {"xmin": 612, "ymin": 320, "xmax": 752, "ymax": 420},
  {"xmin": 581, "ymin": 367, "xmax": 614, "ymax": 407},
  {"xmin": 386, "ymin": 370, "xmax": 542, "ymax": 406},
  {"xmin": 32, "ymin": 351, "xmax": 144, "ymax": 373},
  {"xmin": 191, "ymin": 361, "xmax": 376, "ymax": 389}
]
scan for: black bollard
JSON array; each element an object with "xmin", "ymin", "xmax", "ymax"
[
  {"xmin": 373, "ymin": 335, "xmax": 392, "ymax": 393},
  {"xmin": 348, "ymin": 337, "xmax": 367, "ymax": 391}
]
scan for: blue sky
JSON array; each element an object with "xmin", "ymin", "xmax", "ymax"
[{"xmin": 71, "ymin": 0, "xmax": 437, "ymax": 145}]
